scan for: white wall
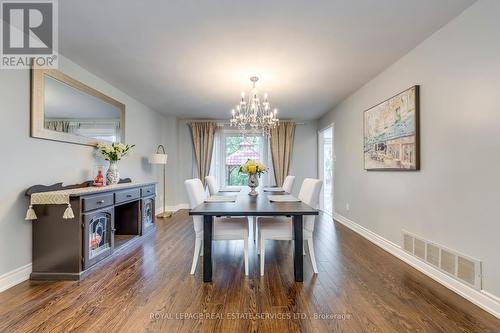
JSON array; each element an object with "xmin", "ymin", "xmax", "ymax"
[
  {"xmin": 289, "ymin": 121, "xmax": 318, "ymax": 196},
  {"xmin": 0, "ymin": 56, "xmax": 174, "ymax": 277},
  {"xmin": 161, "ymin": 115, "xmax": 180, "ymax": 207},
  {"xmin": 319, "ymin": 0, "xmax": 500, "ymax": 298},
  {"xmin": 174, "ymin": 119, "xmax": 196, "ymax": 205}
]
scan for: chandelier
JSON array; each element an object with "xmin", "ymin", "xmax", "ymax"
[{"xmin": 230, "ymin": 76, "xmax": 279, "ymax": 137}]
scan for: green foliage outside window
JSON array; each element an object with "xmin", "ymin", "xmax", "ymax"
[{"xmin": 225, "ymin": 136, "xmax": 261, "ymax": 186}]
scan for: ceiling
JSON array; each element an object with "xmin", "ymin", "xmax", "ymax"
[{"xmin": 59, "ymin": 0, "xmax": 474, "ymax": 120}]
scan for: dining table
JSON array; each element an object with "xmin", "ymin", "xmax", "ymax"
[{"xmin": 189, "ymin": 187, "xmax": 319, "ymax": 282}]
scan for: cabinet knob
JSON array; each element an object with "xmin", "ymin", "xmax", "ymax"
[
  {"xmin": 126, "ymin": 194, "xmax": 132, "ymax": 198},
  {"xmin": 97, "ymin": 200, "xmax": 105, "ymax": 204}
]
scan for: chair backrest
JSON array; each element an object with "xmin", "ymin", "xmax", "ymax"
[
  {"xmin": 298, "ymin": 178, "xmax": 323, "ymax": 232},
  {"xmin": 205, "ymin": 176, "xmax": 219, "ymax": 196},
  {"xmin": 282, "ymin": 175, "xmax": 295, "ymax": 193},
  {"xmin": 184, "ymin": 178, "xmax": 206, "ymax": 235}
]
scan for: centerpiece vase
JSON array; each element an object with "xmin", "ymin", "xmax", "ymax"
[
  {"xmin": 106, "ymin": 160, "xmax": 120, "ymax": 185},
  {"xmin": 248, "ymin": 173, "xmax": 259, "ymax": 196}
]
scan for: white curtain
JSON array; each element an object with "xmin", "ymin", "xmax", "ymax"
[{"xmin": 208, "ymin": 129, "xmax": 222, "ymax": 188}]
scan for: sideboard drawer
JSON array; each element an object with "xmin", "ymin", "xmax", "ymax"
[
  {"xmin": 141, "ymin": 185, "xmax": 155, "ymax": 197},
  {"xmin": 115, "ymin": 188, "xmax": 140, "ymax": 204},
  {"xmin": 82, "ymin": 193, "xmax": 114, "ymax": 212}
]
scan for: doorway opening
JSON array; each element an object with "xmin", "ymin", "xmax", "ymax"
[{"xmin": 318, "ymin": 125, "xmax": 334, "ymax": 216}]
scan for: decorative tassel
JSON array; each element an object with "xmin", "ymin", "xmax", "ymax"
[
  {"xmin": 25, "ymin": 205, "xmax": 37, "ymax": 220},
  {"xmin": 63, "ymin": 204, "xmax": 75, "ymax": 219}
]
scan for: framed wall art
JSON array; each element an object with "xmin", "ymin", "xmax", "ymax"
[{"xmin": 364, "ymin": 85, "xmax": 420, "ymax": 171}]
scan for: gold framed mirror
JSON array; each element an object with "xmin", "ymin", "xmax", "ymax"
[{"xmin": 31, "ymin": 66, "xmax": 125, "ymax": 146}]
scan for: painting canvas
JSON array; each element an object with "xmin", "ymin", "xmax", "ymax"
[{"xmin": 364, "ymin": 86, "xmax": 419, "ymax": 170}]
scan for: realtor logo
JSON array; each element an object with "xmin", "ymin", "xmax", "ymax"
[{"xmin": 1, "ymin": 0, "xmax": 58, "ymax": 69}]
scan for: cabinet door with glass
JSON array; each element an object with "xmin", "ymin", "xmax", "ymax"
[
  {"xmin": 141, "ymin": 197, "xmax": 155, "ymax": 234},
  {"xmin": 83, "ymin": 207, "xmax": 114, "ymax": 269}
]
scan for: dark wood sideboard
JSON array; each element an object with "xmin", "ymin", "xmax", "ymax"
[{"xmin": 26, "ymin": 180, "xmax": 156, "ymax": 280}]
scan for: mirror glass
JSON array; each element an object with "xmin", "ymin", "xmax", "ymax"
[{"xmin": 43, "ymin": 75, "xmax": 123, "ymax": 143}]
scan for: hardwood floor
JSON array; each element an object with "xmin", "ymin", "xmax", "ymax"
[{"xmin": 0, "ymin": 210, "xmax": 498, "ymax": 332}]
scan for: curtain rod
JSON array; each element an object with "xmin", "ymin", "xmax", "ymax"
[{"xmin": 181, "ymin": 119, "xmax": 306, "ymax": 125}]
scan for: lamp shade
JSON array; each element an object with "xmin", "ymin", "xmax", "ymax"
[{"xmin": 149, "ymin": 153, "xmax": 168, "ymax": 165}]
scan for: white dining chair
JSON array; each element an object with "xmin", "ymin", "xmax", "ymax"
[
  {"xmin": 282, "ymin": 175, "xmax": 296, "ymax": 193},
  {"xmin": 206, "ymin": 175, "xmax": 251, "ymax": 230},
  {"xmin": 205, "ymin": 176, "xmax": 219, "ymax": 196},
  {"xmin": 185, "ymin": 178, "xmax": 249, "ymax": 275},
  {"xmin": 257, "ymin": 178, "xmax": 322, "ymax": 276},
  {"xmin": 253, "ymin": 175, "xmax": 296, "ymax": 243}
]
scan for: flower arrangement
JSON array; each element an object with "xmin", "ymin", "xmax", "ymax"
[
  {"xmin": 96, "ymin": 143, "xmax": 135, "ymax": 161},
  {"xmin": 239, "ymin": 159, "xmax": 267, "ymax": 176}
]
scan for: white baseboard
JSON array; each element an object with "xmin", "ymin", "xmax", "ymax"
[
  {"xmin": 0, "ymin": 263, "xmax": 32, "ymax": 293},
  {"xmin": 333, "ymin": 212, "xmax": 500, "ymax": 319},
  {"xmin": 156, "ymin": 203, "xmax": 189, "ymax": 215}
]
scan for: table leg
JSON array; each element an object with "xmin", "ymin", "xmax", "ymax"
[
  {"xmin": 252, "ymin": 216, "xmax": 256, "ymax": 242},
  {"xmin": 293, "ymin": 215, "xmax": 304, "ymax": 282},
  {"xmin": 203, "ymin": 215, "xmax": 213, "ymax": 282}
]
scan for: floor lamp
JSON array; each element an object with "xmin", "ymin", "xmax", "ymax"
[{"xmin": 149, "ymin": 145, "xmax": 171, "ymax": 218}]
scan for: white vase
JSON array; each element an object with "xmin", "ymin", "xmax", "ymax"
[
  {"xmin": 248, "ymin": 173, "xmax": 259, "ymax": 196},
  {"xmin": 106, "ymin": 161, "xmax": 120, "ymax": 185}
]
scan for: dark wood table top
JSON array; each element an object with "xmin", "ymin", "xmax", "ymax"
[{"xmin": 189, "ymin": 188, "xmax": 319, "ymax": 216}]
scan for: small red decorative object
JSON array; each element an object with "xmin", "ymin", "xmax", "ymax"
[{"xmin": 93, "ymin": 169, "xmax": 105, "ymax": 187}]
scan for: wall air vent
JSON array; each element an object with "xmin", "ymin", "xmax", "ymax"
[
  {"xmin": 402, "ymin": 231, "xmax": 482, "ymax": 290},
  {"xmin": 457, "ymin": 256, "xmax": 477, "ymax": 286},
  {"xmin": 403, "ymin": 234, "xmax": 414, "ymax": 253},
  {"xmin": 414, "ymin": 238, "xmax": 426, "ymax": 260},
  {"xmin": 426, "ymin": 243, "xmax": 440, "ymax": 267},
  {"xmin": 440, "ymin": 250, "xmax": 456, "ymax": 275}
]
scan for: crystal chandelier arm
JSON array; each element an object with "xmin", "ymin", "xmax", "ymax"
[{"xmin": 229, "ymin": 76, "xmax": 279, "ymax": 136}]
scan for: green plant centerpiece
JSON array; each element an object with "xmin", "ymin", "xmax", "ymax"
[
  {"xmin": 239, "ymin": 159, "xmax": 268, "ymax": 196},
  {"xmin": 96, "ymin": 143, "xmax": 135, "ymax": 185}
]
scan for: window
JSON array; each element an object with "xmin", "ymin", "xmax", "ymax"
[
  {"xmin": 73, "ymin": 122, "xmax": 120, "ymax": 143},
  {"xmin": 318, "ymin": 125, "xmax": 334, "ymax": 215},
  {"xmin": 210, "ymin": 129, "xmax": 273, "ymax": 189},
  {"xmin": 225, "ymin": 135, "xmax": 263, "ymax": 186}
]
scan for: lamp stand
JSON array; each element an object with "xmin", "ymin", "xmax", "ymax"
[
  {"xmin": 156, "ymin": 145, "xmax": 172, "ymax": 219},
  {"xmin": 158, "ymin": 163, "xmax": 172, "ymax": 218}
]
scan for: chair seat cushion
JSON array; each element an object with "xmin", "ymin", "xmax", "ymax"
[
  {"xmin": 258, "ymin": 217, "xmax": 312, "ymax": 239},
  {"xmin": 214, "ymin": 217, "xmax": 248, "ymax": 237},
  {"xmin": 259, "ymin": 217, "xmax": 293, "ymax": 237}
]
